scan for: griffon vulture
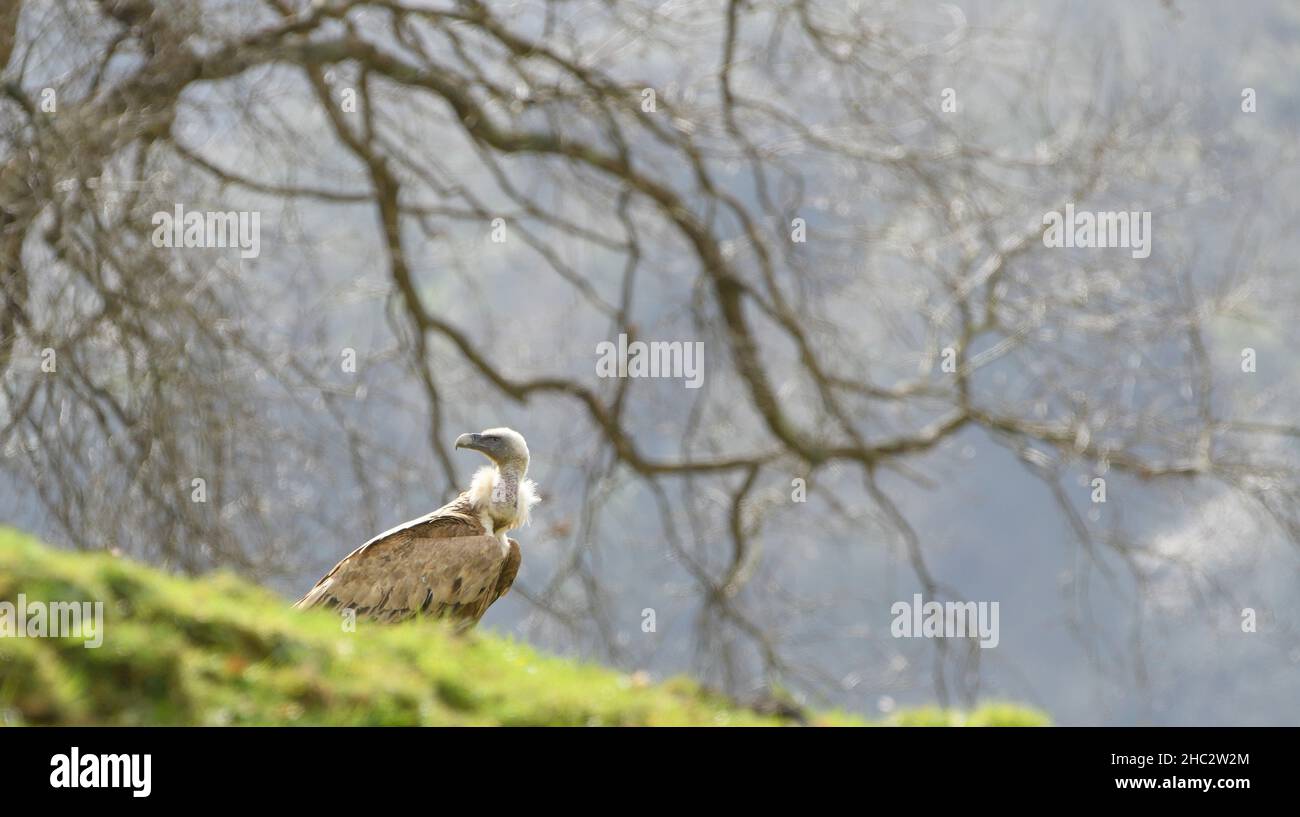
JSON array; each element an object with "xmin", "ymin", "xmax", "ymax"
[{"xmin": 295, "ymin": 428, "xmax": 539, "ymax": 628}]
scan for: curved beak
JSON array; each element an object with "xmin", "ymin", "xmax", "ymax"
[{"xmin": 455, "ymin": 432, "xmax": 484, "ymax": 452}]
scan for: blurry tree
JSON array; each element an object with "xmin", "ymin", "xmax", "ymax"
[{"xmin": 2, "ymin": 0, "xmax": 1297, "ymax": 707}]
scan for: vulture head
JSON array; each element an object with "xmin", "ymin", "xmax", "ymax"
[{"xmin": 455, "ymin": 427, "xmax": 530, "ymax": 471}]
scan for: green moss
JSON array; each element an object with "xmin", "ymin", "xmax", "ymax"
[
  {"xmin": 0, "ymin": 527, "xmax": 1048, "ymax": 726},
  {"xmin": 884, "ymin": 703, "xmax": 1051, "ymax": 727}
]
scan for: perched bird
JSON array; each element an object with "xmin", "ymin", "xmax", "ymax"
[{"xmin": 295, "ymin": 427, "xmax": 539, "ymax": 628}]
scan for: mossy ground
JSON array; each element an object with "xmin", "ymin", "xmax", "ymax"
[{"xmin": 0, "ymin": 527, "xmax": 1048, "ymax": 726}]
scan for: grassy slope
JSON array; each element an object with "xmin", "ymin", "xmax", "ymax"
[{"xmin": 0, "ymin": 527, "xmax": 1047, "ymax": 726}]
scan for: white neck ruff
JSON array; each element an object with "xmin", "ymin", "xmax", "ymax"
[{"xmin": 468, "ymin": 464, "xmax": 539, "ymax": 532}]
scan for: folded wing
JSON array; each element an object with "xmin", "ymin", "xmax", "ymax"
[{"xmin": 295, "ymin": 494, "xmax": 521, "ymax": 626}]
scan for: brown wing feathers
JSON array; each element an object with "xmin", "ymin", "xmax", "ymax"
[
  {"xmin": 493, "ymin": 538, "xmax": 521, "ymax": 604},
  {"xmin": 295, "ymin": 492, "xmax": 520, "ymax": 627}
]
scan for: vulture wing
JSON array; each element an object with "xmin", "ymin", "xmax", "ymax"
[{"xmin": 295, "ymin": 492, "xmax": 521, "ymax": 627}]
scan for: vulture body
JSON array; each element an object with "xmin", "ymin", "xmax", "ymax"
[{"xmin": 295, "ymin": 428, "xmax": 538, "ymax": 629}]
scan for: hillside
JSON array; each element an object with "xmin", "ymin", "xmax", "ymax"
[{"xmin": 0, "ymin": 527, "xmax": 1047, "ymax": 726}]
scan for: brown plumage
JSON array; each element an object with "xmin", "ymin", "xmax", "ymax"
[{"xmin": 294, "ymin": 428, "xmax": 538, "ymax": 629}]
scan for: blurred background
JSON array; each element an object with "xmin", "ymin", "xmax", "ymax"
[{"xmin": 2, "ymin": 0, "xmax": 1298, "ymax": 725}]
